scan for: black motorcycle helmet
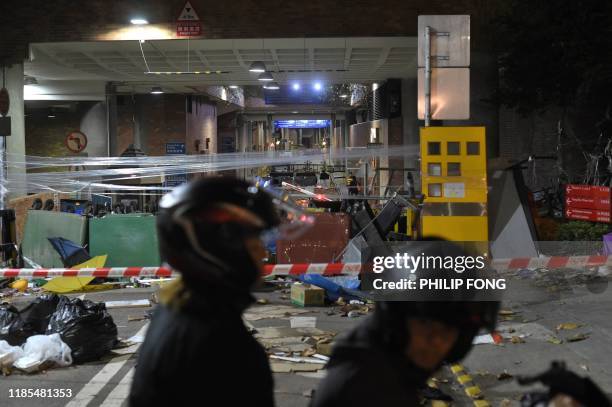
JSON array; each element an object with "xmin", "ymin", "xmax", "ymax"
[
  {"xmin": 156, "ymin": 177, "xmax": 280, "ymax": 294},
  {"xmin": 374, "ymin": 239, "xmax": 500, "ymax": 366}
]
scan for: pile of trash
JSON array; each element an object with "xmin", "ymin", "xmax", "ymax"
[
  {"xmin": 0, "ymin": 293, "xmax": 117, "ymax": 374},
  {"xmin": 255, "ymin": 325, "xmax": 336, "ymax": 374}
]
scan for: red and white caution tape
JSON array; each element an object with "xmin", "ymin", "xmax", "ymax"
[
  {"xmin": 0, "ymin": 256, "xmax": 609, "ymax": 279},
  {"xmin": 0, "ymin": 267, "xmax": 175, "ymax": 279},
  {"xmin": 261, "ymin": 263, "xmax": 362, "ymax": 277},
  {"xmin": 491, "ymin": 255, "xmax": 612, "ymax": 271},
  {"xmin": 0, "ymin": 263, "xmax": 362, "ymax": 279}
]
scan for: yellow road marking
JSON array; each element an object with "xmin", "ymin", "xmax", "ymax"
[{"xmin": 465, "ymin": 385, "xmax": 483, "ymax": 398}]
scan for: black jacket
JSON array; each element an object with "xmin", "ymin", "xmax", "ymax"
[
  {"xmin": 310, "ymin": 314, "xmax": 429, "ymax": 407},
  {"xmin": 129, "ymin": 279, "xmax": 274, "ymax": 407}
]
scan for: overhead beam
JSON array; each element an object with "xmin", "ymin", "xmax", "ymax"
[{"xmin": 375, "ymin": 47, "xmax": 392, "ymax": 70}]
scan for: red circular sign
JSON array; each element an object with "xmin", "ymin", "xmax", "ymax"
[
  {"xmin": 0, "ymin": 88, "xmax": 9, "ymax": 117},
  {"xmin": 65, "ymin": 131, "xmax": 88, "ymax": 153}
]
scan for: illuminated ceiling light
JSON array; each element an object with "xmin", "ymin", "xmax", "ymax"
[
  {"xmin": 47, "ymin": 109, "xmax": 56, "ymax": 118},
  {"xmin": 258, "ymin": 72, "xmax": 274, "ymax": 82},
  {"xmin": 249, "ymin": 61, "xmax": 266, "ymax": 73},
  {"xmin": 229, "ymin": 85, "xmax": 239, "ymax": 89},
  {"xmin": 313, "ymin": 82, "xmax": 323, "ymax": 91},
  {"xmin": 340, "ymin": 94, "xmax": 349, "ymax": 98},
  {"xmin": 130, "ymin": 18, "xmax": 149, "ymax": 25},
  {"xmin": 292, "ymin": 83, "xmax": 301, "ymax": 91},
  {"xmin": 150, "ymin": 86, "xmax": 164, "ymax": 94},
  {"xmin": 263, "ymin": 82, "xmax": 280, "ymax": 90}
]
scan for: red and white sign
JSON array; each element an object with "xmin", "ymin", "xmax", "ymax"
[
  {"xmin": 565, "ymin": 207, "xmax": 611, "ymax": 223},
  {"xmin": 565, "ymin": 195, "xmax": 610, "ymax": 211},
  {"xmin": 65, "ymin": 131, "xmax": 88, "ymax": 153},
  {"xmin": 565, "ymin": 184, "xmax": 611, "ymax": 223},
  {"xmin": 565, "ymin": 184, "xmax": 610, "ymax": 197},
  {"xmin": 176, "ymin": 1, "xmax": 201, "ymax": 37}
]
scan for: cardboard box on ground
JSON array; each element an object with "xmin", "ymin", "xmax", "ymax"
[{"xmin": 291, "ymin": 283, "xmax": 325, "ymax": 307}]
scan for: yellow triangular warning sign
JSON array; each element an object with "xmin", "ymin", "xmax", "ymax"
[{"xmin": 178, "ymin": 1, "xmax": 200, "ymax": 21}]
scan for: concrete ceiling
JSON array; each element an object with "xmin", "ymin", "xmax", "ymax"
[{"xmin": 25, "ymin": 37, "xmax": 416, "ymax": 95}]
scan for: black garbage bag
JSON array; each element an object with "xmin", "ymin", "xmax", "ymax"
[
  {"xmin": 47, "ymin": 296, "xmax": 118, "ymax": 363},
  {"xmin": 0, "ymin": 303, "xmax": 35, "ymax": 346},
  {"xmin": 20, "ymin": 293, "xmax": 61, "ymax": 333}
]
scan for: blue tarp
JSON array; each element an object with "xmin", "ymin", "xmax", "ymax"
[
  {"xmin": 47, "ymin": 237, "xmax": 90, "ymax": 267},
  {"xmin": 298, "ymin": 274, "xmax": 362, "ymax": 302}
]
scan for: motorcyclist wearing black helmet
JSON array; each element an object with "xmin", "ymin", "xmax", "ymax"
[
  {"xmin": 130, "ymin": 177, "xmax": 282, "ymax": 407},
  {"xmin": 310, "ymin": 240, "xmax": 500, "ymax": 406}
]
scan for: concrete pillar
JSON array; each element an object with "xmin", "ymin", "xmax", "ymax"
[
  {"xmin": 257, "ymin": 122, "xmax": 264, "ymax": 151},
  {"xmin": 106, "ymin": 83, "xmax": 118, "ymax": 156},
  {"xmin": 80, "ymin": 102, "xmax": 108, "ymax": 157},
  {"xmin": 4, "ymin": 64, "xmax": 26, "ymax": 199},
  {"xmin": 133, "ymin": 95, "xmax": 145, "ymax": 153},
  {"xmin": 401, "ymin": 77, "xmax": 419, "ymax": 190},
  {"xmin": 240, "ymin": 119, "xmax": 248, "ymax": 153},
  {"xmin": 266, "ymin": 114, "xmax": 273, "ymax": 148}
]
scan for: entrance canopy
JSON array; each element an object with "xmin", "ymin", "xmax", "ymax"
[{"xmin": 25, "ymin": 37, "xmax": 416, "ymax": 97}]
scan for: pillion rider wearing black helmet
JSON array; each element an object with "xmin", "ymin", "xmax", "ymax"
[
  {"xmin": 311, "ymin": 240, "xmax": 500, "ymax": 407},
  {"xmin": 130, "ymin": 177, "xmax": 282, "ymax": 407}
]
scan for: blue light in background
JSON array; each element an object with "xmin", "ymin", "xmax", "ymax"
[
  {"xmin": 292, "ymin": 83, "xmax": 301, "ymax": 90},
  {"xmin": 275, "ymin": 119, "xmax": 331, "ymax": 129},
  {"xmin": 313, "ymin": 82, "xmax": 323, "ymax": 91}
]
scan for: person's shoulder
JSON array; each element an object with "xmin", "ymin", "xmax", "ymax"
[
  {"xmin": 312, "ymin": 356, "xmax": 419, "ymax": 407},
  {"xmin": 311, "ymin": 358, "xmax": 402, "ymax": 406}
]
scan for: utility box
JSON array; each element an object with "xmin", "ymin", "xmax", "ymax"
[{"xmin": 420, "ymin": 126, "xmax": 488, "ymax": 242}]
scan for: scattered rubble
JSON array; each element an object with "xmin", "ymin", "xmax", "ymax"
[
  {"xmin": 104, "ymin": 299, "xmax": 151, "ymax": 309},
  {"xmin": 510, "ymin": 336, "xmax": 525, "ymax": 344},
  {"xmin": 290, "ymin": 317, "xmax": 317, "ymax": 328},
  {"xmin": 567, "ymin": 333, "xmax": 589, "ymax": 342},
  {"xmin": 556, "ymin": 322, "xmax": 582, "ymax": 331},
  {"xmin": 127, "ymin": 314, "xmax": 150, "ymax": 322},
  {"xmin": 244, "ymin": 304, "xmax": 311, "ymax": 321}
]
